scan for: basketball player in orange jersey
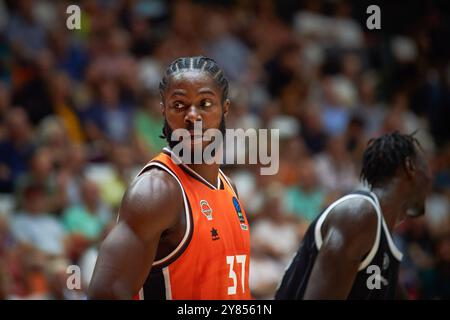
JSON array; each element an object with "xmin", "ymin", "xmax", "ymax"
[{"xmin": 88, "ymin": 57, "xmax": 251, "ymax": 299}]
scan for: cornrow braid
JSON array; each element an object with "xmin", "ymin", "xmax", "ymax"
[
  {"xmin": 360, "ymin": 131, "xmax": 422, "ymax": 188},
  {"xmin": 159, "ymin": 56, "xmax": 229, "ymax": 102}
]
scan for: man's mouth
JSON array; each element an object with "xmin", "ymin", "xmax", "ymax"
[{"xmin": 187, "ymin": 129, "xmax": 204, "ymax": 144}]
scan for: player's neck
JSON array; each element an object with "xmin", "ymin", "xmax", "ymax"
[
  {"xmin": 371, "ymin": 185, "xmax": 403, "ymax": 232},
  {"xmin": 164, "ymin": 146, "xmax": 221, "ymax": 187},
  {"xmin": 186, "ymin": 162, "xmax": 221, "ymax": 188}
]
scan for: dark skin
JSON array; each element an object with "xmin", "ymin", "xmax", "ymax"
[
  {"xmin": 164, "ymin": 71, "xmax": 229, "ymax": 186},
  {"xmin": 304, "ymin": 148, "xmax": 432, "ymax": 299},
  {"xmin": 88, "ymin": 71, "xmax": 231, "ymax": 299}
]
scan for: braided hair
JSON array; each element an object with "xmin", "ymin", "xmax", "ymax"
[
  {"xmin": 360, "ymin": 131, "xmax": 422, "ymax": 188},
  {"xmin": 159, "ymin": 56, "xmax": 229, "ymax": 103}
]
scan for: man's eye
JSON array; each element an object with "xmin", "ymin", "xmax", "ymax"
[
  {"xmin": 173, "ymin": 102, "xmax": 185, "ymax": 109},
  {"xmin": 201, "ymin": 100, "xmax": 212, "ymax": 107}
]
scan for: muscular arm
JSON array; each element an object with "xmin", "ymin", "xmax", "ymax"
[
  {"xmin": 303, "ymin": 199, "xmax": 378, "ymax": 299},
  {"xmin": 88, "ymin": 169, "xmax": 183, "ymax": 299}
]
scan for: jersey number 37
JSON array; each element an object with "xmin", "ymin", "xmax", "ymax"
[{"xmin": 226, "ymin": 255, "xmax": 247, "ymax": 295}]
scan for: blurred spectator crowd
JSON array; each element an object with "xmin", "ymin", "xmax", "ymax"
[{"xmin": 0, "ymin": 0, "xmax": 449, "ymax": 299}]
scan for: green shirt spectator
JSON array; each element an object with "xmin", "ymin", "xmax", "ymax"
[
  {"xmin": 62, "ymin": 204, "xmax": 110, "ymax": 240},
  {"xmin": 63, "ymin": 178, "xmax": 112, "ymax": 240},
  {"xmin": 284, "ymin": 187, "xmax": 326, "ymax": 223},
  {"xmin": 283, "ymin": 158, "xmax": 327, "ymax": 223},
  {"xmin": 134, "ymin": 93, "xmax": 167, "ymax": 156}
]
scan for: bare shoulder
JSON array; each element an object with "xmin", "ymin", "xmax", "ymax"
[
  {"xmin": 118, "ymin": 167, "xmax": 184, "ymax": 242},
  {"xmin": 328, "ymin": 197, "xmax": 378, "ymax": 231},
  {"xmin": 322, "ymin": 196, "xmax": 379, "ymax": 257},
  {"xmin": 303, "ymin": 196, "xmax": 380, "ymax": 299}
]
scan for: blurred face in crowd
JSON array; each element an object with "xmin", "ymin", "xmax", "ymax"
[
  {"xmin": 6, "ymin": 108, "xmax": 31, "ymax": 143},
  {"xmin": 391, "ymin": 91, "xmax": 409, "ymax": 111},
  {"xmin": 298, "ymin": 159, "xmax": 318, "ymax": 191},
  {"xmin": 81, "ymin": 179, "xmax": 100, "ymax": 210},
  {"xmin": 203, "ymin": 11, "xmax": 227, "ymax": 40},
  {"xmin": 49, "ymin": 30, "xmax": 68, "ymax": 56},
  {"xmin": 49, "ymin": 72, "xmax": 71, "ymax": 100},
  {"xmin": 359, "ymin": 74, "xmax": 376, "ymax": 104},
  {"xmin": 327, "ymin": 135, "xmax": 348, "ymax": 163},
  {"xmin": 30, "ymin": 149, "xmax": 53, "ymax": 179},
  {"xmin": 322, "ymin": 77, "xmax": 340, "ymax": 106},
  {"xmin": 283, "ymin": 137, "xmax": 307, "ymax": 162},
  {"xmin": 23, "ymin": 187, "xmax": 46, "ymax": 215},
  {"xmin": 383, "ymin": 112, "xmax": 404, "ymax": 133},
  {"xmin": 334, "ymin": 0, "xmax": 352, "ymax": 18},
  {"xmin": 0, "ymin": 83, "xmax": 10, "ymax": 112},
  {"xmin": 108, "ymin": 29, "xmax": 130, "ymax": 55},
  {"xmin": 172, "ymin": 1, "xmax": 197, "ymax": 38},
  {"xmin": 18, "ymin": 0, "xmax": 34, "ymax": 21},
  {"xmin": 99, "ymin": 80, "xmax": 119, "ymax": 107},
  {"xmin": 265, "ymin": 193, "xmax": 284, "ymax": 220},
  {"xmin": 111, "ymin": 145, "xmax": 133, "ymax": 172},
  {"xmin": 436, "ymin": 235, "xmax": 450, "ymax": 263},
  {"xmin": 36, "ymin": 50, "xmax": 54, "ymax": 77},
  {"xmin": 40, "ymin": 118, "xmax": 67, "ymax": 149},
  {"xmin": 161, "ymin": 70, "xmax": 229, "ymax": 150},
  {"xmin": 279, "ymin": 44, "xmax": 301, "ymax": 73},
  {"xmin": 341, "ymin": 53, "xmax": 361, "ymax": 79},
  {"xmin": 66, "ymin": 145, "xmax": 87, "ymax": 174},
  {"xmin": 303, "ymin": 107, "xmax": 323, "ymax": 133}
]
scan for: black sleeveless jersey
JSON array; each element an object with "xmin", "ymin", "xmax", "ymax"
[{"xmin": 275, "ymin": 191, "xmax": 403, "ymax": 300}]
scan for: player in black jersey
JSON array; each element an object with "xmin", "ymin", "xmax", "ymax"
[{"xmin": 275, "ymin": 131, "xmax": 432, "ymax": 299}]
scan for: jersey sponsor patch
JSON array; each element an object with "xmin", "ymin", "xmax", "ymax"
[
  {"xmin": 200, "ymin": 200, "xmax": 213, "ymax": 220},
  {"xmin": 232, "ymin": 197, "xmax": 248, "ymax": 231}
]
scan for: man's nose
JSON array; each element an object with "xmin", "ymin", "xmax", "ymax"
[{"xmin": 185, "ymin": 105, "xmax": 201, "ymax": 124}]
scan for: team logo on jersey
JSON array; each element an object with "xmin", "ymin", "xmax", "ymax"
[
  {"xmin": 232, "ymin": 197, "xmax": 248, "ymax": 231},
  {"xmin": 200, "ymin": 200, "xmax": 213, "ymax": 220},
  {"xmin": 211, "ymin": 227, "xmax": 220, "ymax": 241}
]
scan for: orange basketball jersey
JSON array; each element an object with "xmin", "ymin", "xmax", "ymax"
[{"xmin": 135, "ymin": 148, "xmax": 251, "ymax": 300}]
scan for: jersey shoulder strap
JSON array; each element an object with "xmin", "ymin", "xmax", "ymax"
[{"xmin": 314, "ymin": 191, "xmax": 382, "ymax": 270}]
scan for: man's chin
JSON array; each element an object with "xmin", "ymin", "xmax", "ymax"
[
  {"xmin": 169, "ymin": 141, "xmax": 214, "ymax": 164},
  {"xmin": 171, "ymin": 139, "xmax": 214, "ymax": 148},
  {"xmin": 191, "ymin": 137, "xmax": 205, "ymax": 146}
]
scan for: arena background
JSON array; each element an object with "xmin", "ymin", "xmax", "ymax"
[{"xmin": 0, "ymin": 0, "xmax": 448, "ymax": 300}]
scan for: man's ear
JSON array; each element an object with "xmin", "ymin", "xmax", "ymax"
[
  {"xmin": 404, "ymin": 157, "xmax": 416, "ymax": 179},
  {"xmin": 223, "ymin": 99, "xmax": 230, "ymax": 118}
]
